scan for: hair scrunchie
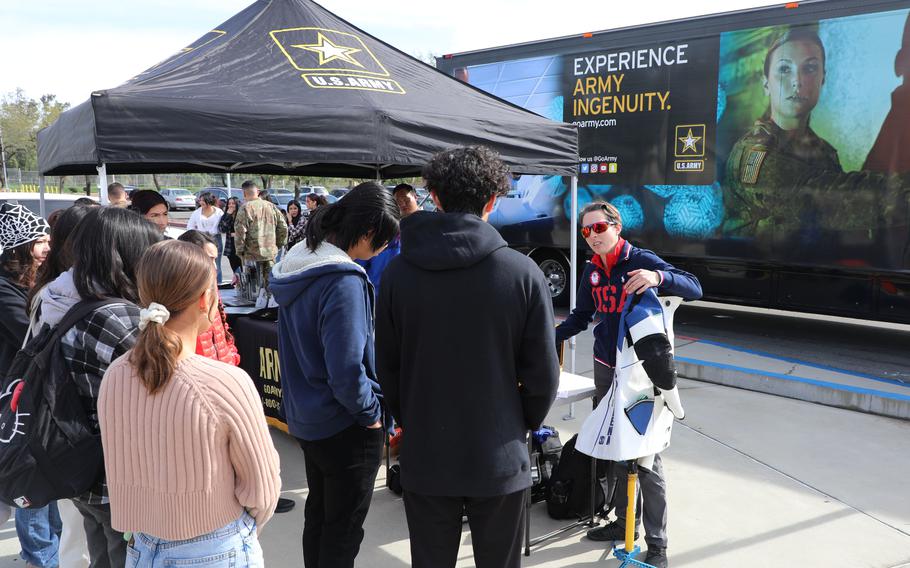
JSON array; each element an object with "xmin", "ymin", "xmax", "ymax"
[{"xmin": 138, "ymin": 302, "xmax": 171, "ymax": 331}]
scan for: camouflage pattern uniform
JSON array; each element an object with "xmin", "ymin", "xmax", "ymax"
[
  {"xmin": 724, "ymin": 118, "xmax": 910, "ymax": 265},
  {"xmin": 234, "ymin": 198, "xmax": 288, "ymax": 286}
]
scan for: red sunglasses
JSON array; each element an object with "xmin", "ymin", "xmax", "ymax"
[{"xmin": 581, "ymin": 221, "xmax": 616, "ymax": 238}]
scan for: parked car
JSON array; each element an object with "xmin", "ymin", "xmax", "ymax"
[
  {"xmin": 160, "ymin": 188, "xmax": 196, "ymax": 211},
  {"xmin": 415, "ymin": 187, "xmax": 436, "ymax": 211},
  {"xmin": 266, "ymin": 191, "xmax": 295, "ymax": 211},
  {"xmin": 330, "ymin": 188, "xmax": 350, "ymax": 199},
  {"xmin": 0, "ymin": 192, "xmax": 87, "ymax": 217}
]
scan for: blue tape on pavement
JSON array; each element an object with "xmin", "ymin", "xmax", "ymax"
[
  {"xmin": 676, "ymin": 356, "xmax": 910, "ymax": 403},
  {"xmin": 689, "ymin": 339, "xmax": 910, "ymax": 389}
]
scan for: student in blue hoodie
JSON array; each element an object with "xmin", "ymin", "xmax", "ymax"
[
  {"xmin": 270, "ymin": 182, "xmax": 399, "ymax": 568},
  {"xmin": 556, "ymin": 200, "xmax": 702, "ymax": 568}
]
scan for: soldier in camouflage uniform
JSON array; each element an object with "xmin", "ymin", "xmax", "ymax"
[
  {"xmin": 724, "ymin": 27, "xmax": 910, "ymax": 267},
  {"xmin": 234, "ymin": 180, "xmax": 288, "ymax": 287}
]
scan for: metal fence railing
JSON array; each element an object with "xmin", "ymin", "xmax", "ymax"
[{"xmin": 0, "ymin": 170, "xmax": 230, "ymax": 194}]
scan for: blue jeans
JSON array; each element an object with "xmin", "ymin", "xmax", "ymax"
[
  {"xmin": 125, "ymin": 512, "xmax": 262, "ymax": 568},
  {"xmin": 16, "ymin": 503, "xmax": 62, "ymax": 567}
]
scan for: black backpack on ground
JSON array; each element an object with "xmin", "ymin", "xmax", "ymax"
[
  {"xmin": 546, "ymin": 434, "xmax": 608, "ymax": 520},
  {"xmin": 0, "ymin": 299, "xmax": 118, "ymax": 509}
]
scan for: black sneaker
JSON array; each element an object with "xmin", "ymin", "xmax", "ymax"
[
  {"xmin": 586, "ymin": 521, "xmax": 639, "ymax": 542},
  {"xmin": 275, "ymin": 497, "xmax": 296, "ymax": 513},
  {"xmin": 644, "ymin": 547, "xmax": 668, "ymax": 568}
]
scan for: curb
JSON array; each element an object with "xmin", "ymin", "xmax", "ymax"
[{"xmin": 677, "ymin": 358, "xmax": 910, "ymax": 421}]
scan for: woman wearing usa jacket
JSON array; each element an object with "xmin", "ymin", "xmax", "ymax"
[{"xmin": 555, "ymin": 200, "xmax": 701, "ymax": 568}]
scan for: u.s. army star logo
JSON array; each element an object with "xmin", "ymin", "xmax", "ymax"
[
  {"xmin": 674, "ymin": 124, "xmax": 706, "ymax": 157},
  {"xmin": 270, "ymin": 27, "xmax": 405, "ymax": 94},
  {"xmin": 292, "ymin": 33, "xmax": 363, "ymax": 67}
]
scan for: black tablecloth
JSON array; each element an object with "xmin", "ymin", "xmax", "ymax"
[{"xmin": 228, "ymin": 314, "xmax": 287, "ymax": 430}]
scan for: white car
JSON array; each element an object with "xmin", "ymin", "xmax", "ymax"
[
  {"xmin": 159, "ymin": 188, "xmax": 196, "ymax": 211},
  {"xmin": 0, "ymin": 192, "xmax": 89, "ymax": 217}
]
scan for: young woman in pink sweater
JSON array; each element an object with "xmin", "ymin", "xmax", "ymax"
[{"xmin": 98, "ymin": 240, "xmax": 281, "ymax": 567}]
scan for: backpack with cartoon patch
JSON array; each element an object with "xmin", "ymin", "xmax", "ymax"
[{"xmin": 0, "ymin": 299, "xmax": 117, "ymax": 508}]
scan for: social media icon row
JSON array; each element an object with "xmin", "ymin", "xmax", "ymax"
[{"xmin": 579, "ymin": 163, "xmax": 618, "ymax": 174}]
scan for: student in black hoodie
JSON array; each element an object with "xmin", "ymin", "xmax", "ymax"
[{"xmin": 375, "ymin": 146, "xmax": 560, "ymax": 568}]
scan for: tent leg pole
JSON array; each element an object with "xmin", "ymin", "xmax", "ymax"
[
  {"xmin": 563, "ymin": 176, "xmax": 579, "ymax": 421},
  {"xmin": 97, "ymin": 163, "xmax": 108, "ymax": 205},
  {"xmin": 569, "ymin": 175, "xmax": 578, "ymax": 373},
  {"xmin": 39, "ymin": 176, "xmax": 46, "ymax": 219},
  {"xmin": 226, "ymin": 173, "xmax": 232, "ymax": 190}
]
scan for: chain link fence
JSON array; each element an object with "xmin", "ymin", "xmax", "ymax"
[
  {"xmin": 0, "ymin": 169, "xmax": 417, "ymax": 196},
  {"xmin": 0, "ymin": 170, "xmax": 232, "ymax": 194}
]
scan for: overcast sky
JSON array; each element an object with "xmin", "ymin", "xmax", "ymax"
[{"xmin": 2, "ymin": 0, "xmax": 783, "ymax": 105}]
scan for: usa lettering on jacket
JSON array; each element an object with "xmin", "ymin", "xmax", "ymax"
[{"xmin": 590, "ymin": 276, "xmax": 629, "ymax": 314}]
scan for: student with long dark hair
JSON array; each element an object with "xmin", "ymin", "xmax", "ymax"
[
  {"xmin": 35, "ymin": 207, "xmax": 161, "ymax": 568},
  {"xmin": 219, "ymin": 197, "xmax": 243, "ymax": 273},
  {"xmin": 0, "ymin": 204, "xmax": 57, "ymax": 568},
  {"xmin": 98, "ymin": 240, "xmax": 280, "ymax": 567},
  {"xmin": 270, "ymin": 181, "xmax": 399, "ymax": 568},
  {"xmin": 27, "ymin": 205, "xmax": 91, "ymax": 312},
  {"xmin": 305, "ymin": 193, "xmax": 328, "ymax": 211},
  {"xmin": 25, "ymin": 204, "xmax": 93, "ymax": 568},
  {"xmin": 285, "ymin": 199, "xmax": 307, "ymax": 251}
]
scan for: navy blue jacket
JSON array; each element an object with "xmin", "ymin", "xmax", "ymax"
[
  {"xmin": 270, "ymin": 242, "xmax": 383, "ymax": 441},
  {"xmin": 556, "ymin": 239, "xmax": 702, "ymax": 366}
]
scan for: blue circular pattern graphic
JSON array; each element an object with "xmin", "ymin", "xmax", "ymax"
[
  {"xmin": 663, "ymin": 184, "xmax": 724, "ymax": 238},
  {"xmin": 610, "ymin": 195, "xmax": 644, "ymax": 230}
]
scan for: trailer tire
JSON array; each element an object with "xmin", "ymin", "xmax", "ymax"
[{"xmin": 532, "ymin": 250, "xmax": 570, "ymax": 307}]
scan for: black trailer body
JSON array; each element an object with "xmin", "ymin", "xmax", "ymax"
[{"xmin": 437, "ymin": 0, "xmax": 910, "ymax": 323}]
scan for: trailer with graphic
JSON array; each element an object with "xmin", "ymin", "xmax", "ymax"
[{"xmin": 437, "ymin": 0, "xmax": 910, "ymax": 323}]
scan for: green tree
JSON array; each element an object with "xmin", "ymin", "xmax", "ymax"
[{"xmin": 0, "ymin": 89, "xmax": 70, "ymax": 177}]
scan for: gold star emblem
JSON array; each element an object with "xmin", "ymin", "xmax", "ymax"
[
  {"xmin": 291, "ymin": 33, "xmax": 364, "ymax": 68},
  {"xmin": 678, "ymin": 128, "xmax": 702, "ymax": 154}
]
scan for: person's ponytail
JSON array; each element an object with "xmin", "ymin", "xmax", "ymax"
[
  {"xmin": 129, "ymin": 241, "xmax": 215, "ymax": 394},
  {"xmin": 130, "ymin": 315, "xmax": 182, "ymax": 394}
]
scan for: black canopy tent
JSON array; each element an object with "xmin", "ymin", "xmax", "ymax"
[
  {"xmin": 35, "ymin": 0, "xmax": 584, "ymax": 373},
  {"xmin": 37, "ymin": 0, "xmax": 577, "ymax": 179}
]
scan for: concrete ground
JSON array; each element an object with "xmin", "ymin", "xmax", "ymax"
[
  {"xmin": 247, "ymin": 379, "xmax": 910, "ymax": 568},
  {"xmin": 0, "ymin": 307, "xmax": 907, "ymax": 567}
]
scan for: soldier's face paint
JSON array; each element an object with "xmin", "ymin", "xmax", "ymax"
[
  {"xmin": 582, "ymin": 210, "xmax": 621, "ymax": 258},
  {"xmin": 764, "ymin": 40, "xmax": 824, "ymax": 129}
]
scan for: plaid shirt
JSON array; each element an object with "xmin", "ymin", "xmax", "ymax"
[{"xmin": 60, "ymin": 302, "xmax": 140, "ymax": 505}]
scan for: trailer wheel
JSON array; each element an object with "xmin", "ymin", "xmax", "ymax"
[{"xmin": 532, "ymin": 251, "xmax": 570, "ymax": 307}]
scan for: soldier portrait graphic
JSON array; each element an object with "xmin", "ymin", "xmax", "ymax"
[
  {"xmin": 718, "ymin": 16, "xmax": 910, "ymax": 269},
  {"xmin": 723, "ymin": 26, "xmax": 841, "ymax": 239}
]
